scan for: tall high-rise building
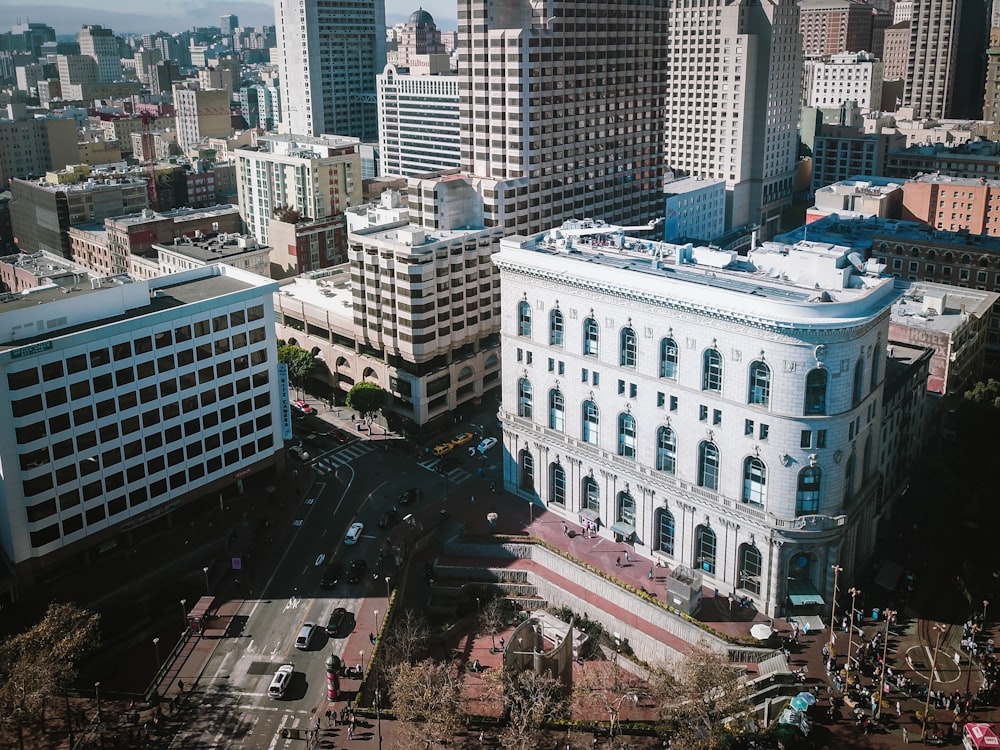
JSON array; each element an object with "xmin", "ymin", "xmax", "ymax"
[
  {"xmin": 274, "ymin": 0, "xmax": 387, "ymax": 141},
  {"xmin": 387, "ymin": 8, "xmax": 448, "ymax": 70},
  {"xmin": 221, "ymin": 14, "xmax": 240, "ymax": 36},
  {"xmin": 377, "ymin": 66, "xmax": 460, "ymax": 177},
  {"xmin": 457, "ymin": 0, "xmax": 669, "ymax": 236},
  {"xmin": 173, "ymin": 85, "xmax": 233, "ymax": 153},
  {"xmin": 662, "ymin": 0, "xmax": 802, "ymax": 237},
  {"xmin": 78, "ymin": 25, "xmax": 123, "ymax": 83},
  {"xmin": 799, "ymin": 0, "xmax": 875, "ymax": 56}
]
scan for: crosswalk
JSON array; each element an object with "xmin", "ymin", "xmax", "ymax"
[
  {"xmin": 417, "ymin": 456, "xmax": 474, "ymax": 485},
  {"xmin": 309, "ymin": 442, "xmax": 376, "ymax": 475}
]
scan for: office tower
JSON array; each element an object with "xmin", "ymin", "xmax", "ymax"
[
  {"xmin": 78, "ymin": 25, "xmax": 123, "ymax": 83},
  {"xmin": 388, "ymin": 8, "xmax": 448, "ymax": 69},
  {"xmin": 799, "ymin": 0, "xmax": 875, "ymax": 56},
  {"xmin": 221, "ymin": 15, "xmax": 240, "ymax": 36},
  {"xmin": 240, "ymin": 82, "xmax": 282, "ymax": 130},
  {"xmin": 0, "ymin": 263, "xmax": 281, "ymax": 594},
  {"xmin": 905, "ymin": 0, "xmax": 990, "ymax": 118},
  {"xmin": 662, "ymin": 0, "xmax": 802, "ymax": 236},
  {"xmin": 493, "ymin": 225, "xmax": 904, "ymax": 617},
  {"xmin": 804, "ymin": 51, "xmax": 884, "ymax": 110},
  {"xmin": 457, "ymin": 0, "xmax": 669, "ymax": 235},
  {"xmin": 274, "ymin": 0, "xmax": 387, "ymax": 140},
  {"xmin": 377, "ymin": 67, "xmax": 460, "ymax": 177},
  {"xmin": 173, "ymin": 85, "xmax": 233, "ymax": 153}
]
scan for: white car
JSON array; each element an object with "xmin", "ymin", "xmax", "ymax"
[
  {"xmin": 345, "ymin": 522, "xmax": 364, "ymax": 545},
  {"xmin": 477, "ymin": 437, "xmax": 498, "ymax": 453},
  {"xmin": 268, "ymin": 664, "xmax": 294, "ymax": 698},
  {"xmin": 295, "ymin": 622, "xmax": 318, "ymax": 650}
]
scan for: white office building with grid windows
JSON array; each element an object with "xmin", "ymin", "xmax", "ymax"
[
  {"xmin": 494, "ymin": 225, "xmax": 903, "ymax": 617},
  {"xmin": 0, "ymin": 264, "xmax": 282, "ymax": 598}
]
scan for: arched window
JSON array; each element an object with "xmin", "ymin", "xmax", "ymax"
[
  {"xmin": 655, "ymin": 426, "xmax": 676, "ymax": 473},
  {"xmin": 695, "ymin": 524, "xmax": 717, "ymax": 574},
  {"xmin": 742, "ymin": 456, "xmax": 766, "ymax": 506},
  {"xmin": 852, "ymin": 358, "xmax": 865, "ymax": 407},
  {"xmin": 656, "ymin": 508, "xmax": 675, "ymax": 555},
  {"xmin": 550, "ymin": 463, "xmax": 566, "ymax": 505},
  {"xmin": 517, "ymin": 378, "xmax": 532, "ymax": 419},
  {"xmin": 738, "ymin": 544, "xmax": 762, "ymax": 595},
  {"xmin": 549, "ymin": 309, "xmax": 564, "ymax": 346},
  {"xmin": 458, "ymin": 365, "xmax": 474, "ymax": 381},
  {"xmin": 862, "ymin": 434, "xmax": 873, "ymax": 479},
  {"xmin": 871, "ymin": 337, "xmax": 881, "ymax": 389},
  {"xmin": 659, "ymin": 337, "xmax": 678, "ymax": 379},
  {"xmin": 702, "ymin": 349, "xmax": 723, "ymax": 392},
  {"xmin": 484, "ymin": 353, "xmax": 499, "ymax": 369},
  {"xmin": 519, "ymin": 449, "xmax": 534, "ymax": 492},
  {"xmin": 619, "ymin": 327, "xmax": 637, "ymax": 367},
  {"xmin": 548, "ymin": 389, "xmax": 565, "ymax": 431},
  {"xmin": 804, "ymin": 368, "xmax": 828, "ymax": 415},
  {"xmin": 748, "ymin": 360, "xmax": 771, "ymax": 406},
  {"xmin": 796, "ymin": 466, "xmax": 822, "ymax": 515},
  {"xmin": 617, "ymin": 491, "xmax": 635, "ymax": 526},
  {"xmin": 582, "ymin": 475, "xmax": 600, "ymax": 512},
  {"xmin": 843, "ymin": 453, "xmax": 856, "ymax": 507},
  {"xmin": 617, "ymin": 412, "xmax": 637, "ymax": 458},
  {"xmin": 698, "ymin": 440, "xmax": 720, "ymax": 491},
  {"xmin": 583, "ymin": 317, "xmax": 599, "ymax": 355},
  {"xmin": 517, "ymin": 300, "xmax": 531, "ymax": 337},
  {"xmin": 582, "ymin": 400, "xmax": 599, "ymax": 444}
]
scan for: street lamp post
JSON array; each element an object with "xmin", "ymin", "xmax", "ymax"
[
  {"xmin": 385, "ymin": 576, "xmax": 391, "ymax": 602},
  {"xmin": 203, "ymin": 566, "xmax": 210, "ymax": 596},
  {"xmin": 374, "ymin": 609, "xmax": 380, "ymax": 636},
  {"xmin": 153, "ymin": 637, "xmax": 161, "ymax": 669},
  {"xmin": 359, "ymin": 650, "xmax": 365, "ymax": 677},
  {"xmin": 180, "ymin": 599, "xmax": 187, "ymax": 630},
  {"xmin": 829, "ymin": 564, "xmax": 843, "ymax": 650},
  {"xmin": 528, "ymin": 499, "xmax": 534, "ymax": 524},
  {"xmin": 876, "ymin": 609, "xmax": 896, "ymax": 720},
  {"xmin": 845, "ymin": 587, "xmax": 861, "ymax": 675},
  {"xmin": 94, "ymin": 681, "xmax": 101, "ymax": 721},
  {"xmin": 476, "ymin": 597, "xmax": 481, "ymax": 619},
  {"xmin": 921, "ymin": 623, "xmax": 947, "ymax": 741}
]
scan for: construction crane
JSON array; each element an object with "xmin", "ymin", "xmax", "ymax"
[
  {"xmin": 139, "ymin": 111, "xmax": 158, "ymax": 210},
  {"xmin": 544, "ymin": 217, "xmax": 664, "ymax": 251}
]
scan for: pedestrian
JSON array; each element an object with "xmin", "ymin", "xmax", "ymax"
[
  {"xmin": 479, "ymin": 730, "xmax": 485, "ymax": 743},
  {"xmin": 563, "ymin": 523, "xmax": 569, "ymax": 536},
  {"xmin": 499, "ymin": 636, "xmax": 505, "ymax": 649},
  {"xmin": 470, "ymin": 494, "xmax": 475, "ymax": 503},
  {"xmin": 348, "ymin": 722, "xmax": 354, "ymax": 739},
  {"xmin": 648, "ymin": 568, "xmax": 654, "ymax": 580},
  {"xmin": 624, "ymin": 550, "xmax": 631, "ymax": 563},
  {"xmin": 803, "ymin": 622, "xmax": 810, "ymax": 635},
  {"xmin": 616, "ymin": 556, "xmax": 621, "ymax": 568},
  {"xmin": 902, "ymin": 727, "xmax": 909, "ymax": 744},
  {"xmin": 896, "ymin": 700, "xmax": 902, "ymax": 717},
  {"xmin": 177, "ymin": 680, "xmax": 184, "ymax": 693}
]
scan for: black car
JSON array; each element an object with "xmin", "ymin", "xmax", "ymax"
[
  {"xmin": 399, "ymin": 487, "xmax": 422, "ymax": 505},
  {"xmin": 320, "ymin": 560, "xmax": 343, "ymax": 588},
  {"xmin": 377, "ymin": 509, "xmax": 399, "ymax": 529},
  {"xmin": 325, "ymin": 607, "xmax": 350, "ymax": 637},
  {"xmin": 346, "ymin": 559, "xmax": 367, "ymax": 584}
]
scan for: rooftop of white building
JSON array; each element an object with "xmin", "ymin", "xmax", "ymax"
[
  {"xmin": 273, "ymin": 266, "xmax": 354, "ymax": 325},
  {"xmin": 890, "ymin": 281, "xmax": 998, "ymax": 333},
  {"xmin": 776, "ymin": 214, "xmax": 1000, "ymax": 252},
  {"xmin": 111, "ymin": 204, "xmax": 241, "ymax": 227},
  {"xmin": 155, "ymin": 232, "xmax": 269, "ymax": 263}
]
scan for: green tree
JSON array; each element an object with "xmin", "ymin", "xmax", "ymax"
[
  {"xmin": 388, "ymin": 659, "xmax": 465, "ymax": 750},
  {"xmin": 277, "ymin": 343, "xmax": 316, "ymax": 398},
  {"xmin": 347, "ymin": 381, "xmax": 387, "ymax": 425},
  {"xmin": 0, "ymin": 603, "xmax": 101, "ymax": 748},
  {"xmin": 964, "ymin": 379, "xmax": 1000, "ymax": 408}
]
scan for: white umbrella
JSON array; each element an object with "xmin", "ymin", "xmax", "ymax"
[{"xmin": 750, "ymin": 623, "xmax": 774, "ymax": 640}]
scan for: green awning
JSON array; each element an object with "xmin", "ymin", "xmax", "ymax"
[
  {"xmin": 610, "ymin": 522, "xmax": 635, "ymax": 538},
  {"xmin": 786, "ymin": 579, "xmax": 824, "ymax": 607}
]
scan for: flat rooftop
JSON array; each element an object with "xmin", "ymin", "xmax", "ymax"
[
  {"xmin": 890, "ymin": 282, "xmax": 998, "ymax": 333},
  {"xmin": 156, "ymin": 233, "xmax": 268, "ymax": 263},
  {"xmin": 274, "ymin": 266, "xmax": 355, "ymax": 325}
]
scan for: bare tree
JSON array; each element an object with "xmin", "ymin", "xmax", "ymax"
[
  {"xmin": 389, "ymin": 659, "xmax": 465, "ymax": 750},
  {"xmin": 647, "ymin": 642, "xmax": 752, "ymax": 750},
  {"xmin": 497, "ymin": 668, "xmax": 567, "ymax": 750},
  {"xmin": 479, "ymin": 596, "xmax": 508, "ymax": 652},
  {"xmin": 573, "ymin": 656, "xmax": 649, "ymax": 737}
]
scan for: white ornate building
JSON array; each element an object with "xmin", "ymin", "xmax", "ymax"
[{"xmin": 494, "ymin": 224, "xmax": 905, "ymax": 617}]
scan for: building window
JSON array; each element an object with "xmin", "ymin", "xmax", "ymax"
[
  {"xmin": 583, "ymin": 317, "xmax": 599, "ymax": 355},
  {"xmin": 549, "ymin": 308, "xmax": 564, "ymax": 346},
  {"xmin": 804, "ymin": 368, "xmax": 828, "ymax": 415},
  {"xmin": 863, "ymin": 434, "xmax": 873, "ymax": 479},
  {"xmin": 852, "ymin": 358, "xmax": 865, "ymax": 407},
  {"xmin": 870, "ymin": 337, "xmax": 880, "ymax": 389},
  {"xmin": 655, "ymin": 426, "xmax": 677, "ymax": 473},
  {"xmin": 617, "ymin": 491, "xmax": 635, "ymax": 526},
  {"xmin": 617, "ymin": 412, "xmax": 637, "ymax": 458},
  {"xmin": 843, "ymin": 453, "xmax": 856, "ymax": 507},
  {"xmin": 550, "ymin": 463, "xmax": 566, "ymax": 505},
  {"xmin": 517, "ymin": 378, "xmax": 532, "ymax": 419},
  {"xmin": 519, "ymin": 449, "xmax": 534, "ymax": 492},
  {"xmin": 582, "ymin": 400, "xmax": 599, "ymax": 444},
  {"xmin": 517, "ymin": 300, "xmax": 531, "ymax": 336},
  {"xmin": 748, "ymin": 360, "xmax": 771, "ymax": 406},
  {"xmin": 695, "ymin": 524, "xmax": 717, "ymax": 574},
  {"xmin": 548, "ymin": 389, "xmax": 565, "ymax": 431},
  {"xmin": 738, "ymin": 544, "xmax": 762, "ymax": 595},
  {"xmin": 656, "ymin": 508, "xmax": 675, "ymax": 555},
  {"xmin": 742, "ymin": 456, "xmax": 766, "ymax": 505},
  {"xmin": 796, "ymin": 466, "xmax": 822, "ymax": 515},
  {"xmin": 620, "ymin": 327, "xmax": 637, "ymax": 367},
  {"xmin": 582, "ymin": 475, "xmax": 600, "ymax": 512},
  {"xmin": 660, "ymin": 337, "xmax": 678, "ymax": 379},
  {"xmin": 698, "ymin": 440, "xmax": 720, "ymax": 491},
  {"xmin": 702, "ymin": 349, "xmax": 723, "ymax": 392}
]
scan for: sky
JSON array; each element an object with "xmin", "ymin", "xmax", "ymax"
[{"xmin": 5, "ymin": 0, "xmax": 458, "ymax": 38}]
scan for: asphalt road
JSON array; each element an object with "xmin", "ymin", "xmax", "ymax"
[{"xmin": 166, "ymin": 439, "xmax": 443, "ymax": 748}]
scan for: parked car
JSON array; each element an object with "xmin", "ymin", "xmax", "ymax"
[
  {"xmin": 268, "ymin": 664, "xmax": 294, "ymax": 698},
  {"xmin": 288, "ymin": 442, "xmax": 309, "ymax": 461},
  {"xmin": 477, "ymin": 436, "xmax": 498, "ymax": 453},
  {"xmin": 345, "ymin": 522, "xmax": 364, "ymax": 545},
  {"xmin": 399, "ymin": 487, "xmax": 422, "ymax": 505},
  {"xmin": 325, "ymin": 607, "xmax": 350, "ymax": 637},
  {"xmin": 378, "ymin": 509, "xmax": 399, "ymax": 529},
  {"xmin": 295, "ymin": 622, "xmax": 318, "ymax": 650},
  {"xmin": 451, "ymin": 431, "xmax": 474, "ymax": 446},
  {"xmin": 432, "ymin": 442, "xmax": 453, "ymax": 457},
  {"xmin": 291, "ymin": 399, "xmax": 317, "ymax": 416},
  {"xmin": 320, "ymin": 559, "xmax": 343, "ymax": 588},
  {"xmin": 346, "ymin": 559, "xmax": 367, "ymax": 584},
  {"xmin": 325, "ymin": 428, "xmax": 350, "ymax": 444}
]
